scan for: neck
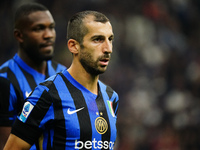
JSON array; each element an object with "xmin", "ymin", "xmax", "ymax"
[
  {"xmin": 68, "ymin": 63, "xmax": 99, "ymax": 95},
  {"xmin": 18, "ymin": 52, "xmax": 47, "ymax": 75}
]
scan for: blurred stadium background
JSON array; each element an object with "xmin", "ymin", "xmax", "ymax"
[{"xmin": 1, "ymin": 0, "xmax": 200, "ymax": 149}]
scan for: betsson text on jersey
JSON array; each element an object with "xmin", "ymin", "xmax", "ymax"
[{"xmin": 75, "ymin": 138, "xmax": 115, "ymax": 149}]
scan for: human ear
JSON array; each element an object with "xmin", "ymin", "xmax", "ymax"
[
  {"xmin": 14, "ymin": 29, "xmax": 23, "ymax": 43},
  {"xmin": 67, "ymin": 39, "xmax": 80, "ymax": 54}
]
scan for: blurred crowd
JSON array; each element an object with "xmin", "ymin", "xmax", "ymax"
[{"xmin": 1, "ymin": 0, "xmax": 200, "ymax": 149}]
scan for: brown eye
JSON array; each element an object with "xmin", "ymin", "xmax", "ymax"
[
  {"xmin": 94, "ymin": 37, "xmax": 104, "ymax": 43},
  {"xmin": 32, "ymin": 24, "xmax": 48, "ymax": 32},
  {"xmin": 49, "ymin": 24, "xmax": 55, "ymax": 30},
  {"xmin": 109, "ymin": 36, "xmax": 114, "ymax": 42}
]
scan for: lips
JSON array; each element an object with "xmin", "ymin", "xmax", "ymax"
[
  {"xmin": 99, "ymin": 58, "xmax": 110, "ymax": 66},
  {"xmin": 41, "ymin": 43, "xmax": 53, "ymax": 48}
]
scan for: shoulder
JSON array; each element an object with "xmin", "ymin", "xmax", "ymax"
[
  {"xmin": 48, "ymin": 60, "xmax": 66, "ymax": 72},
  {"xmin": 0, "ymin": 58, "xmax": 15, "ymax": 72},
  {"xmin": 39, "ymin": 72, "xmax": 65, "ymax": 90},
  {"xmin": 29, "ymin": 73, "xmax": 65, "ymax": 103},
  {"xmin": 98, "ymin": 80, "xmax": 119, "ymax": 98},
  {"xmin": 0, "ymin": 58, "xmax": 18, "ymax": 84}
]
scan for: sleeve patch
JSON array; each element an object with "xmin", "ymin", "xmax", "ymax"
[{"xmin": 19, "ymin": 102, "xmax": 34, "ymax": 123}]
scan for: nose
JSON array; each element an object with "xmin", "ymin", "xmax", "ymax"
[
  {"xmin": 103, "ymin": 39, "xmax": 112, "ymax": 53},
  {"xmin": 43, "ymin": 28, "xmax": 55, "ymax": 39}
]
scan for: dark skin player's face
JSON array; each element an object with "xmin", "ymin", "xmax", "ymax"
[{"xmin": 18, "ymin": 10, "xmax": 56, "ymax": 61}]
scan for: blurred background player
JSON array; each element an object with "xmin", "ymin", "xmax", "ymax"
[{"xmin": 0, "ymin": 2, "xmax": 66, "ymax": 149}]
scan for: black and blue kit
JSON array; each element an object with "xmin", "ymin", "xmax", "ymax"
[
  {"xmin": 0, "ymin": 54, "xmax": 66, "ymax": 126},
  {"xmin": 12, "ymin": 69, "xmax": 119, "ymax": 150}
]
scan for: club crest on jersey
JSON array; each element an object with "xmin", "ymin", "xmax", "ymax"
[
  {"xmin": 19, "ymin": 101, "xmax": 34, "ymax": 123},
  {"xmin": 95, "ymin": 117, "xmax": 108, "ymax": 134}
]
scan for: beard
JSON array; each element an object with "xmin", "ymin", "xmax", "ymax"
[
  {"xmin": 23, "ymin": 44, "xmax": 54, "ymax": 62},
  {"xmin": 79, "ymin": 50, "xmax": 110, "ymax": 76}
]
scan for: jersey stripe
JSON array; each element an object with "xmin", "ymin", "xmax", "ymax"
[
  {"xmin": 7, "ymin": 67, "xmax": 24, "ymax": 112},
  {"xmin": 59, "ymin": 73, "xmax": 93, "ymax": 143},
  {"xmin": 47, "ymin": 130, "xmax": 52, "ymax": 150},
  {"xmin": 106, "ymin": 86, "xmax": 113, "ymax": 99},
  {"xmin": 0, "ymin": 77, "xmax": 11, "ymax": 122},
  {"xmin": 96, "ymin": 89, "xmax": 111, "ymax": 148},
  {"xmin": 106, "ymin": 86, "xmax": 118, "ymax": 115},
  {"xmin": 0, "ymin": 66, "xmax": 8, "ymax": 73},
  {"xmin": 40, "ymin": 80, "xmax": 67, "ymax": 149},
  {"xmin": 45, "ymin": 64, "xmax": 50, "ymax": 79},
  {"xmin": 51, "ymin": 61, "xmax": 58, "ymax": 71},
  {"xmin": 18, "ymin": 65, "xmax": 37, "ymax": 90},
  {"xmin": 26, "ymin": 88, "xmax": 52, "ymax": 126},
  {"xmin": 51, "ymin": 82, "xmax": 66, "ymax": 149}
]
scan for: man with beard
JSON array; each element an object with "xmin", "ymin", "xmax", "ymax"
[
  {"xmin": 0, "ymin": 3, "xmax": 66, "ymax": 149},
  {"xmin": 4, "ymin": 10, "xmax": 119, "ymax": 150}
]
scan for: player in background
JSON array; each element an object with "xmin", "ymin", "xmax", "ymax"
[{"xmin": 0, "ymin": 2, "xmax": 66, "ymax": 149}]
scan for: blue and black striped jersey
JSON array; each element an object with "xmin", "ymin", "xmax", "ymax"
[
  {"xmin": 12, "ymin": 69, "xmax": 119, "ymax": 150},
  {"xmin": 0, "ymin": 54, "xmax": 66, "ymax": 126}
]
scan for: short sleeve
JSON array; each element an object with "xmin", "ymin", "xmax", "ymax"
[{"xmin": 11, "ymin": 84, "xmax": 54, "ymax": 145}]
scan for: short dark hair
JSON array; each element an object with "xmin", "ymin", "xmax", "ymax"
[
  {"xmin": 14, "ymin": 2, "xmax": 48, "ymax": 29},
  {"xmin": 67, "ymin": 10, "xmax": 110, "ymax": 45}
]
